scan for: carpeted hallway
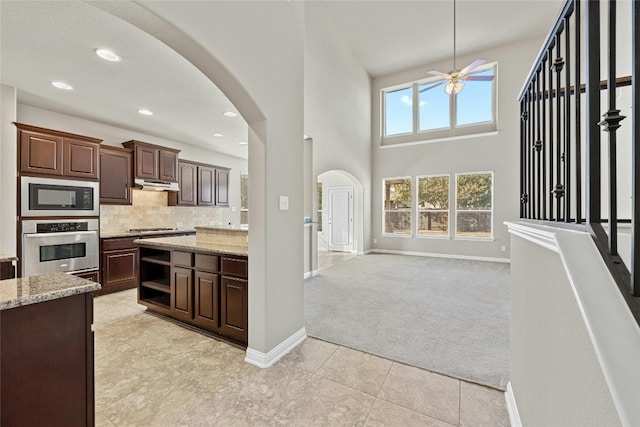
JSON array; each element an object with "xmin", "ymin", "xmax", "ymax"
[{"xmin": 304, "ymin": 253, "xmax": 510, "ymax": 390}]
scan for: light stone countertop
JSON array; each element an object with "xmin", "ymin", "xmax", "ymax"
[
  {"xmin": 0, "ymin": 253, "xmax": 18, "ymax": 263},
  {"xmin": 194, "ymin": 226, "xmax": 248, "ymax": 235},
  {"xmin": 0, "ymin": 272, "xmax": 101, "ymax": 311},
  {"xmin": 135, "ymin": 235, "xmax": 248, "ymax": 257},
  {"xmin": 100, "ymin": 229, "xmax": 196, "ymax": 239}
]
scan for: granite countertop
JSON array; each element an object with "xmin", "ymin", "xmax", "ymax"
[
  {"xmin": 0, "ymin": 272, "xmax": 101, "ymax": 311},
  {"xmin": 135, "ymin": 235, "xmax": 248, "ymax": 257},
  {"xmin": 0, "ymin": 253, "xmax": 18, "ymax": 263},
  {"xmin": 194, "ymin": 226, "xmax": 248, "ymax": 234},
  {"xmin": 101, "ymin": 229, "xmax": 196, "ymax": 239}
]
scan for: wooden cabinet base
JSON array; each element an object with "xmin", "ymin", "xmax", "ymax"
[{"xmin": 0, "ymin": 293, "xmax": 94, "ymax": 426}]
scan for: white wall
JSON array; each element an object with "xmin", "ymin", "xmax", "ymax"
[
  {"xmin": 16, "ymin": 104, "xmax": 247, "ymax": 227},
  {"xmin": 0, "ymin": 84, "xmax": 17, "ymax": 256},
  {"xmin": 371, "ymin": 37, "xmax": 546, "ymax": 261},
  {"xmin": 304, "ymin": 3, "xmax": 372, "ymax": 253},
  {"xmin": 509, "ymin": 229, "xmax": 625, "ymax": 426}
]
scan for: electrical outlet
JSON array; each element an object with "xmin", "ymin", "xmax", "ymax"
[
  {"xmin": 373, "ymin": 238, "xmax": 377, "ymax": 244},
  {"xmin": 501, "ymin": 245, "xmax": 507, "ymax": 252},
  {"xmin": 176, "ymin": 222, "xmax": 183, "ymax": 229}
]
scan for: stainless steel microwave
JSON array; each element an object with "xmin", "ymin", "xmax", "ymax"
[{"xmin": 21, "ymin": 176, "xmax": 99, "ymax": 217}]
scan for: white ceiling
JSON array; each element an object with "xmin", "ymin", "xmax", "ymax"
[{"xmin": 1, "ymin": 1, "xmax": 563, "ymax": 160}]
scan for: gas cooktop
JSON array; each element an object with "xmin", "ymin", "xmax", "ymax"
[{"xmin": 128, "ymin": 227, "xmax": 175, "ymax": 232}]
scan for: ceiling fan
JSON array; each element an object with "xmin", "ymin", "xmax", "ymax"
[{"xmin": 420, "ymin": 0, "xmax": 494, "ymax": 95}]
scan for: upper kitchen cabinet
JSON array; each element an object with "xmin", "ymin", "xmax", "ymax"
[
  {"xmin": 99, "ymin": 146, "xmax": 133, "ymax": 205},
  {"xmin": 215, "ymin": 167, "xmax": 230, "ymax": 207},
  {"xmin": 168, "ymin": 161, "xmax": 229, "ymax": 207},
  {"xmin": 122, "ymin": 140, "xmax": 179, "ymax": 182},
  {"xmin": 16, "ymin": 123, "xmax": 101, "ymax": 180}
]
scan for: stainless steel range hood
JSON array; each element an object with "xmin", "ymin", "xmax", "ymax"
[{"xmin": 134, "ymin": 179, "xmax": 179, "ymax": 192}]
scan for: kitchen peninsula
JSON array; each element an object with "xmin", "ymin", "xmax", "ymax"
[
  {"xmin": 135, "ymin": 227, "xmax": 248, "ymax": 345},
  {"xmin": 0, "ymin": 273, "xmax": 100, "ymax": 425}
]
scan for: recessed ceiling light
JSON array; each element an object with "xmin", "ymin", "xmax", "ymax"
[
  {"xmin": 213, "ymin": 133, "xmax": 224, "ymax": 137},
  {"xmin": 95, "ymin": 48, "xmax": 121, "ymax": 62},
  {"xmin": 138, "ymin": 109, "xmax": 154, "ymax": 116},
  {"xmin": 238, "ymin": 141, "xmax": 248, "ymax": 146},
  {"xmin": 223, "ymin": 111, "xmax": 238, "ymax": 118},
  {"xmin": 51, "ymin": 81, "xmax": 73, "ymax": 90}
]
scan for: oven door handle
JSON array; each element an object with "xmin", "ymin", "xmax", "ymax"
[{"xmin": 24, "ymin": 231, "xmax": 98, "ymax": 238}]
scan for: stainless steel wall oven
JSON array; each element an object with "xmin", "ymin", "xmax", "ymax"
[{"xmin": 21, "ymin": 219, "xmax": 99, "ymax": 277}]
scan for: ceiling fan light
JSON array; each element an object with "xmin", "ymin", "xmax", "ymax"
[{"xmin": 445, "ymin": 81, "xmax": 464, "ymax": 95}]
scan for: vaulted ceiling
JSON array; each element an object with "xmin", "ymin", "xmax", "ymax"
[{"xmin": 0, "ymin": 1, "xmax": 563, "ymax": 160}]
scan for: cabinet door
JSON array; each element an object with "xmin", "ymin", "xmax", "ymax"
[
  {"xmin": 135, "ymin": 145, "xmax": 158, "ymax": 179},
  {"xmin": 171, "ymin": 266, "xmax": 193, "ymax": 321},
  {"xmin": 63, "ymin": 138, "xmax": 99, "ymax": 179},
  {"xmin": 193, "ymin": 271, "xmax": 219, "ymax": 332},
  {"xmin": 159, "ymin": 150, "xmax": 178, "ymax": 182},
  {"xmin": 73, "ymin": 270, "xmax": 99, "ymax": 283},
  {"xmin": 174, "ymin": 162, "xmax": 197, "ymax": 206},
  {"xmin": 20, "ymin": 130, "xmax": 64, "ymax": 176},
  {"xmin": 102, "ymin": 248, "xmax": 139, "ymax": 294},
  {"xmin": 198, "ymin": 165, "xmax": 215, "ymax": 206},
  {"xmin": 220, "ymin": 276, "xmax": 248, "ymax": 344},
  {"xmin": 215, "ymin": 168, "xmax": 229, "ymax": 207},
  {"xmin": 99, "ymin": 147, "xmax": 132, "ymax": 205}
]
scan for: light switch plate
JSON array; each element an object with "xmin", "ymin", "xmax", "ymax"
[{"xmin": 279, "ymin": 196, "xmax": 289, "ymax": 210}]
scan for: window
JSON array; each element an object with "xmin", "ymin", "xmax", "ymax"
[
  {"xmin": 455, "ymin": 172, "xmax": 493, "ymax": 239},
  {"xmin": 382, "ymin": 63, "xmax": 497, "ymax": 143},
  {"xmin": 316, "ymin": 181, "xmax": 323, "ymax": 232},
  {"xmin": 383, "ymin": 177, "xmax": 412, "ymax": 235},
  {"xmin": 417, "ymin": 175, "xmax": 449, "ymax": 237},
  {"xmin": 240, "ymin": 173, "xmax": 248, "ymax": 228}
]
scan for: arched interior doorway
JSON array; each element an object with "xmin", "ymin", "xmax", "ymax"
[{"xmin": 315, "ymin": 169, "xmax": 364, "ymax": 269}]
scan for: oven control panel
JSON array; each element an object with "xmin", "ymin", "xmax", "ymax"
[{"xmin": 36, "ymin": 222, "xmax": 89, "ymax": 233}]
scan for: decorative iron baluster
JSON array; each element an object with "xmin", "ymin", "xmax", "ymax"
[
  {"xmin": 542, "ymin": 56, "xmax": 548, "ymax": 219},
  {"xmin": 586, "ymin": 0, "xmax": 601, "ymax": 227},
  {"xmin": 548, "ymin": 46, "xmax": 555, "ymax": 220},
  {"xmin": 553, "ymin": 34, "xmax": 565, "ymax": 221},
  {"xmin": 574, "ymin": 0, "xmax": 582, "ymax": 224},
  {"xmin": 564, "ymin": 15, "xmax": 572, "ymax": 222},
  {"xmin": 632, "ymin": 0, "xmax": 640, "ymax": 296},
  {"xmin": 536, "ymin": 71, "xmax": 543, "ymax": 219}
]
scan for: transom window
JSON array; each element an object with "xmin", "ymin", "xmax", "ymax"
[{"xmin": 383, "ymin": 63, "xmax": 497, "ymax": 143}]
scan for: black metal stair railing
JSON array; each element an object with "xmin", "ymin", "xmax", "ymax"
[{"xmin": 518, "ymin": 0, "xmax": 640, "ymax": 324}]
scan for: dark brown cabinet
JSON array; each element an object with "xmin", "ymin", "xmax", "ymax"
[
  {"xmin": 73, "ymin": 270, "xmax": 99, "ymax": 283},
  {"xmin": 122, "ymin": 140, "xmax": 180, "ymax": 182},
  {"xmin": 0, "ymin": 260, "xmax": 16, "ymax": 280},
  {"xmin": 169, "ymin": 161, "xmax": 197, "ymax": 206},
  {"xmin": 16, "ymin": 123, "xmax": 101, "ymax": 180},
  {"xmin": 137, "ymin": 244, "xmax": 246, "ymax": 345},
  {"xmin": 100, "ymin": 237, "xmax": 139, "ymax": 295},
  {"xmin": 169, "ymin": 161, "xmax": 229, "ymax": 207},
  {"xmin": 215, "ymin": 168, "xmax": 230, "ymax": 207},
  {"xmin": 1, "ymin": 292, "xmax": 95, "ymax": 425},
  {"xmin": 99, "ymin": 146, "xmax": 133, "ymax": 205}
]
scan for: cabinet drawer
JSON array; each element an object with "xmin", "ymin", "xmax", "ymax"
[
  {"xmin": 173, "ymin": 251, "xmax": 194, "ymax": 268},
  {"xmin": 102, "ymin": 237, "xmax": 137, "ymax": 251},
  {"xmin": 221, "ymin": 257, "xmax": 247, "ymax": 278},
  {"xmin": 195, "ymin": 253, "xmax": 218, "ymax": 272}
]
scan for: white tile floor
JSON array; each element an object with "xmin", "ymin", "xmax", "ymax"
[{"xmin": 94, "ymin": 289, "xmax": 509, "ymax": 426}]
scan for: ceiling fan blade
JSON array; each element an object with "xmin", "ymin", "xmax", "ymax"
[
  {"xmin": 418, "ymin": 80, "xmax": 446, "ymax": 93},
  {"xmin": 464, "ymin": 75, "xmax": 494, "ymax": 81},
  {"xmin": 428, "ymin": 70, "xmax": 451, "ymax": 78},
  {"xmin": 459, "ymin": 58, "xmax": 486, "ymax": 76}
]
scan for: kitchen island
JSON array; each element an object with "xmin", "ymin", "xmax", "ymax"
[
  {"xmin": 135, "ymin": 230, "xmax": 248, "ymax": 346},
  {"xmin": 0, "ymin": 273, "xmax": 100, "ymax": 426}
]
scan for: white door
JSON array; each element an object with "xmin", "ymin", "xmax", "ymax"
[{"xmin": 328, "ymin": 187, "xmax": 353, "ymax": 252}]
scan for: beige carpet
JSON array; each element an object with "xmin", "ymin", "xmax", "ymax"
[{"xmin": 304, "ymin": 253, "xmax": 510, "ymax": 390}]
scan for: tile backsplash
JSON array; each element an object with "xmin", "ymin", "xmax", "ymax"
[{"xmin": 100, "ymin": 189, "xmax": 222, "ymax": 233}]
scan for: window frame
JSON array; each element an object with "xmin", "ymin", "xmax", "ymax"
[
  {"xmin": 454, "ymin": 171, "xmax": 494, "ymax": 241},
  {"xmin": 382, "ymin": 176, "xmax": 413, "ymax": 238},
  {"xmin": 240, "ymin": 172, "xmax": 249, "ymax": 229},
  {"xmin": 381, "ymin": 62, "xmax": 498, "ymax": 145},
  {"xmin": 415, "ymin": 174, "xmax": 451, "ymax": 239}
]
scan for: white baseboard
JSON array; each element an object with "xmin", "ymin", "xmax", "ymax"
[
  {"xmin": 303, "ymin": 270, "xmax": 319, "ymax": 279},
  {"xmin": 505, "ymin": 382, "xmax": 522, "ymax": 427},
  {"xmin": 245, "ymin": 327, "xmax": 307, "ymax": 368},
  {"xmin": 369, "ymin": 248, "xmax": 510, "ymax": 264},
  {"xmin": 362, "ymin": 249, "xmax": 373, "ymax": 255}
]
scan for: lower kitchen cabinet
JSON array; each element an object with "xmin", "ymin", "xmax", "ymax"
[
  {"xmin": 73, "ymin": 270, "xmax": 99, "ymax": 283},
  {"xmin": 137, "ymin": 244, "xmax": 247, "ymax": 346},
  {"xmin": 101, "ymin": 237, "xmax": 139, "ymax": 295}
]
